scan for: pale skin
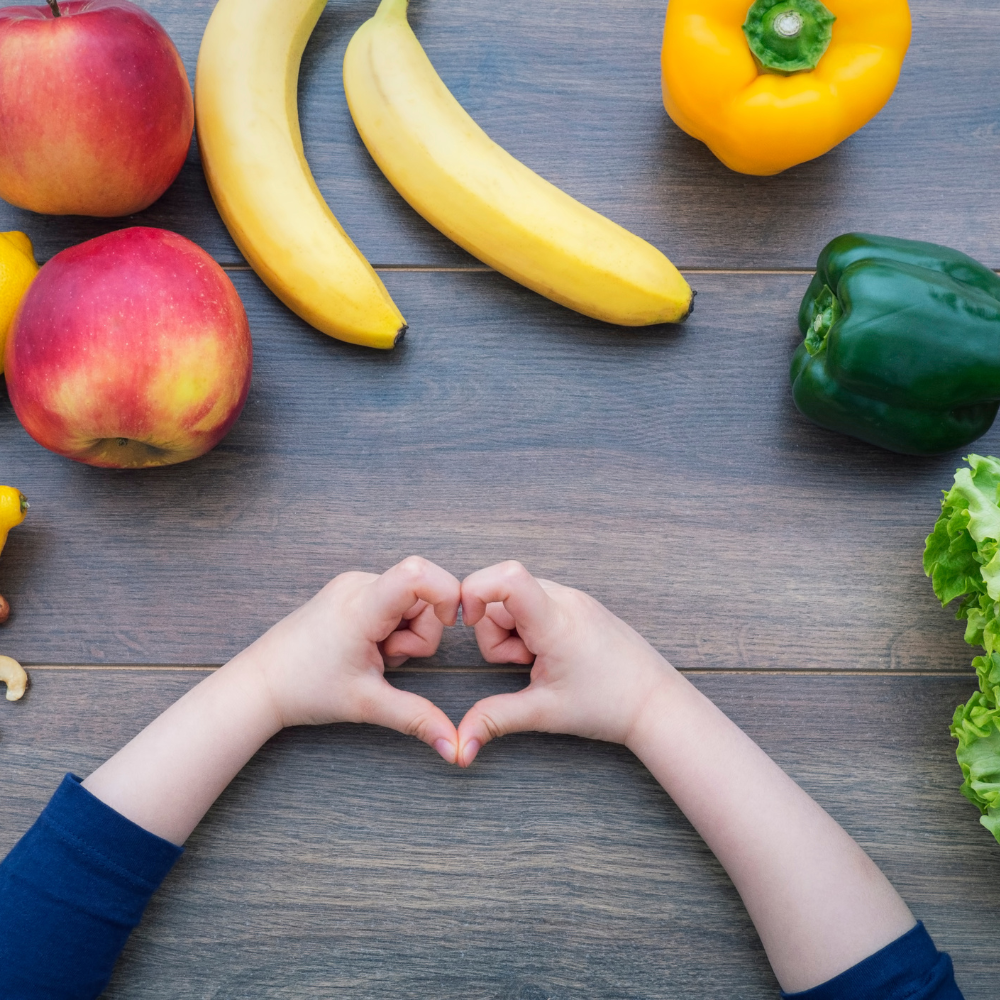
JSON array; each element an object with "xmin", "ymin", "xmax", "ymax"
[
  {"xmin": 83, "ymin": 557, "xmax": 464, "ymax": 845},
  {"xmin": 456, "ymin": 561, "xmax": 917, "ymax": 994},
  {"xmin": 83, "ymin": 556, "xmax": 915, "ymax": 995}
]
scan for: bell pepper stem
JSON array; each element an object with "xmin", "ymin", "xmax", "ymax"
[
  {"xmin": 743, "ymin": 0, "xmax": 835, "ymax": 74},
  {"xmin": 804, "ymin": 285, "xmax": 841, "ymax": 357}
]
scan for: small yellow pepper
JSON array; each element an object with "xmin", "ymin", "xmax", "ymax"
[
  {"xmin": 0, "ymin": 486, "xmax": 27, "ymax": 557},
  {"xmin": 661, "ymin": 0, "xmax": 912, "ymax": 175},
  {"xmin": 0, "ymin": 486, "xmax": 27, "ymax": 626}
]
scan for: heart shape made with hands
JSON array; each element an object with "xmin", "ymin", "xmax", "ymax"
[{"xmin": 313, "ymin": 554, "xmax": 673, "ymax": 770}]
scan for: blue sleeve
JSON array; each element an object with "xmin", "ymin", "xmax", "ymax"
[
  {"xmin": 0, "ymin": 773, "xmax": 183, "ymax": 1000},
  {"xmin": 781, "ymin": 922, "xmax": 964, "ymax": 1000}
]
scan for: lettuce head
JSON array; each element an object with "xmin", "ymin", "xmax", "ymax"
[{"xmin": 925, "ymin": 454, "xmax": 1000, "ymax": 844}]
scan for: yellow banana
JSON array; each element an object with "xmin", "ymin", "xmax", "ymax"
[
  {"xmin": 196, "ymin": 0, "xmax": 406, "ymax": 349},
  {"xmin": 343, "ymin": 0, "xmax": 693, "ymax": 327}
]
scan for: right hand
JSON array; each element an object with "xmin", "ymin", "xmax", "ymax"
[{"xmin": 456, "ymin": 561, "xmax": 677, "ymax": 767}]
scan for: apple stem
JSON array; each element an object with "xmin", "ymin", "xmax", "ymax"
[{"xmin": 46, "ymin": 0, "xmax": 61, "ymax": 16}]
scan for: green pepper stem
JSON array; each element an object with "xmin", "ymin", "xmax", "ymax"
[
  {"xmin": 804, "ymin": 285, "xmax": 841, "ymax": 357},
  {"xmin": 743, "ymin": 0, "xmax": 835, "ymax": 74}
]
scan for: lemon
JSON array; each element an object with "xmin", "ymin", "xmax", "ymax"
[{"xmin": 0, "ymin": 231, "xmax": 39, "ymax": 375}]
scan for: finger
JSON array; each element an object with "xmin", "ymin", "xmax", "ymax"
[
  {"xmin": 460, "ymin": 561, "xmax": 556, "ymax": 637},
  {"xmin": 382, "ymin": 604, "xmax": 445, "ymax": 662},
  {"xmin": 485, "ymin": 601, "xmax": 516, "ymax": 631},
  {"xmin": 363, "ymin": 557, "xmax": 461, "ymax": 640},
  {"xmin": 364, "ymin": 679, "xmax": 459, "ymax": 764},
  {"xmin": 400, "ymin": 599, "xmax": 429, "ymax": 623},
  {"xmin": 456, "ymin": 687, "xmax": 552, "ymax": 767},
  {"xmin": 472, "ymin": 610, "xmax": 534, "ymax": 664}
]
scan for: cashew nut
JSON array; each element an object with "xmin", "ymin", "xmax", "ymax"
[{"xmin": 0, "ymin": 655, "xmax": 27, "ymax": 702}]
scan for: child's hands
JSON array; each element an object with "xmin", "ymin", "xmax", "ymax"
[
  {"xmin": 456, "ymin": 561, "xmax": 677, "ymax": 767},
  {"xmin": 243, "ymin": 556, "xmax": 461, "ymax": 762}
]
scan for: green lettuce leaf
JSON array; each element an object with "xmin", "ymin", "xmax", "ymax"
[
  {"xmin": 960, "ymin": 592, "xmax": 1000, "ymax": 655},
  {"xmin": 927, "ymin": 456, "xmax": 1000, "ymax": 845},
  {"xmin": 924, "ymin": 503, "xmax": 985, "ymax": 609},
  {"xmin": 974, "ymin": 651, "xmax": 1000, "ymax": 704},
  {"xmin": 924, "ymin": 454, "xmax": 1000, "ymax": 605},
  {"xmin": 951, "ymin": 694, "xmax": 1000, "ymax": 843}
]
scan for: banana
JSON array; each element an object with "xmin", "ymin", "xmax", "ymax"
[
  {"xmin": 196, "ymin": 0, "xmax": 406, "ymax": 349},
  {"xmin": 343, "ymin": 0, "xmax": 693, "ymax": 327}
]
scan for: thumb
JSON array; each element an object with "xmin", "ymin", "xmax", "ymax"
[
  {"xmin": 364, "ymin": 680, "xmax": 459, "ymax": 764},
  {"xmin": 456, "ymin": 686, "xmax": 552, "ymax": 767}
]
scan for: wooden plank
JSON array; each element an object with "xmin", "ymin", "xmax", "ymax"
[
  {"xmin": 0, "ymin": 668, "xmax": 993, "ymax": 998},
  {"xmin": 0, "ymin": 0, "xmax": 996, "ymax": 269},
  {"xmin": 0, "ymin": 271, "xmax": 988, "ymax": 670}
]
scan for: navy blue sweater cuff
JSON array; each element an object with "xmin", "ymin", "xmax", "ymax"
[
  {"xmin": 0, "ymin": 773, "xmax": 183, "ymax": 1000},
  {"xmin": 781, "ymin": 922, "xmax": 963, "ymax": 1000}
]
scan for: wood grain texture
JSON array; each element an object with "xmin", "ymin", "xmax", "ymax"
[
  {"xmin": 0, "ymin": 270, "xmax": 988, "ymax": 670},
  {"xmin": 0, "ymin": 0, "xmax": 996, "ymax": 269},
  {"xmin": 0, "ymin": 668, "xmax": 993, "ymax": 999},
  {"xmin": 0, "ymin": 1, "xmax": 992, "ymax": 992}
]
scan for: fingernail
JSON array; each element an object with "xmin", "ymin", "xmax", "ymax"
[
  {"xmin": 463, "ymin": 739, "xmax": 481, "ymax": 767},
  {"xmin": 434, "ymin": 739, "xmax": 456, "ymax": 764}
]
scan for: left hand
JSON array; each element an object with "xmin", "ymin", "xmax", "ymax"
[{"xmin": 241, "ymin": 556, "xmax": 461, "ymax": 762}]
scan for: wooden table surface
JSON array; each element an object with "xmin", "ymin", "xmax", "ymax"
[{"xmin": 2, "ymin": 0, "xmax": 999, "ymax": 996}]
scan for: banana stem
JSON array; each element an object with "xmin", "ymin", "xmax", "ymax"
[
  {"xmin": 375, "ymin": 0, "xmax": 408, "ymax": 22},
  {"xmin": 46, "ymin": 0, "xmax": 61, "ymax": 16}
]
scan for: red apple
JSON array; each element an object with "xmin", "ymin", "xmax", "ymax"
[
  {"xmin": 4, "ymin": 227, "xmax": 252, "ymax": 468},
  {"xmin": 0, "ymin": 0, "xmax": 193, "ymax": 216}
]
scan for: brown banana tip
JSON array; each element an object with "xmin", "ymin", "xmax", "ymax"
[
  {"xmin": 393, "ymin": 323, "xmax": 408, "ymax": 346},
  {"xmin": 681, "ymin": 289, "xmax": 696, "ymax": 322}
]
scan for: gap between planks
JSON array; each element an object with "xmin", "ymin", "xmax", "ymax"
[
  {"xmin": 212, "ymin": 264, "xmax": 825, "ymax": 275},
  {"xmin": 18, "ymin": 664, "xmax": 977, "ymax": 678},
  {"xmin": 28, "ymin": 260, "xmax": 1000, "ymax": 278},
  {"xmin": 214, "ymin": 264, "xmax": 1000, "ymax": 277}
]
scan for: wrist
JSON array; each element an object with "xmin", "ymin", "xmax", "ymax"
[
  {"xmin": 623, "ymin": 664, "xmax": 690, "ymax": 757},
  {"xmin": 214, "ymin": 648, "xmax": 285, "ymax": 740}
]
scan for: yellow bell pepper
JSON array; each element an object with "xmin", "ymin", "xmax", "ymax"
[{"xmin": 661, "ymin": 0, "xmax": 911, "ymax": 175}]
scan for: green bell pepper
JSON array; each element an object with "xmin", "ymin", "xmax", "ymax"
[{"xmin": 790, "ymin": 233, "xmax": 1000, "ymax": 455}]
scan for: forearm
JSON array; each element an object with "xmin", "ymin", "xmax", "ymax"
[
  {"xmin": 627, "ymin": 670, "xmax": 915, "ymax": 995},
  {"xmin": 83, "ymin": 650, "xmax": 281, "ymax": 846}
]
